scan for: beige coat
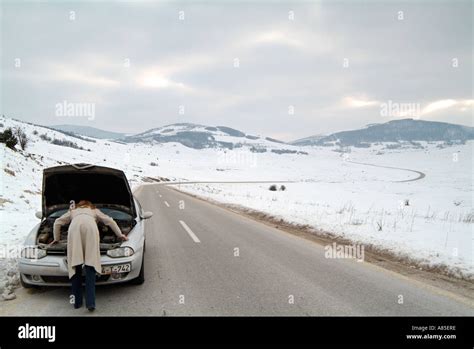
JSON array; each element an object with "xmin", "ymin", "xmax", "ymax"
[{"xmin": 53, "ymin": 207, "xmax": 123, "ymax": 278}]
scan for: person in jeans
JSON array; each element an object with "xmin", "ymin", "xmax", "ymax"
[{"xmin": 50, "ymin": 200, "xmax": 128, "ymax": 311}]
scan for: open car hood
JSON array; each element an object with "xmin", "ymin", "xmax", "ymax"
[{"xmin": 42, "ymin": 163, "xmax": 136, "ymax": 218}]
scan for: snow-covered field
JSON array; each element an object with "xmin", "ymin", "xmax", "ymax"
[
  {"xmin": 179, "ymin": 143, "xmax": 472, "ymax": 278},
  {"xmin": 0, "ymin": 116, "xmax": 472, "ymax": 299}
]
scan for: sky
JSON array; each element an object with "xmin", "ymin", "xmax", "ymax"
[{"xmin": 1, "ymin": 0, "xmax": 472, "ymax": 141}]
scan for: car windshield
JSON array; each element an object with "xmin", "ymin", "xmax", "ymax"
[{"xmin": 48, "ymin": 208, "xmax": 133, "ymax": 220}]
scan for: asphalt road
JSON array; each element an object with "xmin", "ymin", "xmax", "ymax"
[
  {"xmin": 347, "ymin": 160, "xmax": 426, "ymax": 182},
  {"xmin": 2, "ymin": 184, "xmax": 472, "ymax": 316}
]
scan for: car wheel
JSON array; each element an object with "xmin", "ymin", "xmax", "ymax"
[{"xmin": 130, "ymin": 246, "xmax": 145, "ymax": 285}]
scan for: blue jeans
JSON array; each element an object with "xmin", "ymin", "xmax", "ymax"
[{"xmin": 71, "ymin": 265, "xmax": 96, "ymax": 308}]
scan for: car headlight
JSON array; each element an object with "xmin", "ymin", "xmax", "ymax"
[
  {"xmin": 107, "ymin": 247, "xmax": 134, "ymax": 258},
  {"xmin": 21, "ymin": 247, "xmax": 47, "ymax": 259}
]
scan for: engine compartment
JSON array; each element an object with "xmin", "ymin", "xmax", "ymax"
[{"xmin": 37, "ymin": 215, "xmax": 136, "ymax": 253}]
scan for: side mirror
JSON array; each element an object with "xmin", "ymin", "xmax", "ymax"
[
  {"xmin": 141, "ymin": 211, "xmax": 153, "ymax": 219},
  {"xmin": 35, "ymin": 211, "xmax": 42, "ymax": 219}
]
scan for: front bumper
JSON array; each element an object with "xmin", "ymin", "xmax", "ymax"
[{"xmin": 19, "ymin": 250, "xmax": 143, "ymax": 287}]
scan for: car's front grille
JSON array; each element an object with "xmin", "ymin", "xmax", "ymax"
[
  {"xmin": 46, "ymin": 250, "xmax": 108, "ymax": 256},
  {"xmin": 45, "ymin": 250, "xmax": 66, "ymax": 256},
  {"xmin": 41, "ymin": 274, "xmax": 110, "ymax": 283}
]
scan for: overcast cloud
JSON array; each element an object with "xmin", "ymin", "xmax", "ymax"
[{"xmin": 1, "ymin": 0, "xmax": 472, "ymax": 141}]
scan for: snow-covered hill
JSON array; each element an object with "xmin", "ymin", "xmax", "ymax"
[
  {"xmin": 290, "ymin": 134, "xmax": 326, "ymax": 146},
  {"xmin": 124, "ymin": 123, "xmax": 297, "ymax": 152},
  {"xmin": 51, "ymin": 124, "xmax": 126, "ymax": 140},
  {"xmin": 296, "ymin": 119, "xmax": 474, "ymax": 147}
]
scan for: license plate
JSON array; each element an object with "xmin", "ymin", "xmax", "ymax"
[{"xmin": 102, "ymin": 263, "xmax": 131, "ymax": 275}]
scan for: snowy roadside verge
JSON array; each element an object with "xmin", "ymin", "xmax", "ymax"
[{"xmin": 171, "ymin": 183, "xmax": 473, "ymax": 281}]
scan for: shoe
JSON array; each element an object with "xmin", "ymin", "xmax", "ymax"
[
  {"xmin": 74, "ymin": 304, "xmax": 83, "ymax": 309},
  {"xmin": 87, "ymin": 306, "xmax": 95, "ymax": 312}
]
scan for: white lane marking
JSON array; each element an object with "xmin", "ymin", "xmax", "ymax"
[
  {"xmin": 164, "ymin": 201, "xmax": 170, "ymax": 207},
  {"xmin": 179, "ymin": 220, "xmax": 201, "ymax": 243}
]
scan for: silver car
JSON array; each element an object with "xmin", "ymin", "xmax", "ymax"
[{"xmin": 19, "ymin": 163, "xmax": 153, "ymax": 287}]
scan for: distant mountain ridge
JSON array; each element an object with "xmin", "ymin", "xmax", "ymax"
[
  {"xmin": 51, "ymin": 119, "xmax": 473, "ymax": 150},
  {"xmin": 290, "ymin": 134, "xmax": 326, "ymax": 146},
  {"xmin": 294, "ymin": 119, "xmax": 474, "ymax": 146},
  {"xmin": 123, "ymin": 123, "xmax": 287, "ymax": 150},
  {"xmin": 51, "ymin": 125, "xmax": 126, "ymax": 140},
  {"xmin": 47, "ymin": 122, "xmax": 294, "ymax": 151}
]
